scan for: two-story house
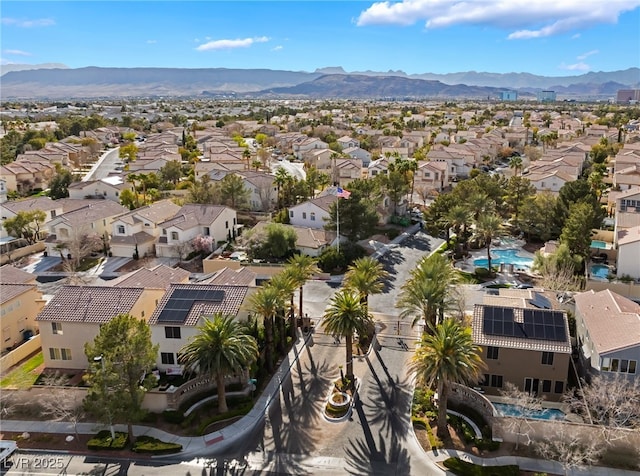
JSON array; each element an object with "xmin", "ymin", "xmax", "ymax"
[
  {"xmin": 415, "ymin": 161, "xmax": 449, "ymax": 192},
  {"xmin": 109, "ymin": 199, "xmax": 182, "ymax": 258},
  {"xmin": 36, "ymin": 285, "xmax": 162, "ymax": 369},
  {"xmin": 288, "ymin": 195, "xmax": 337, "ymax": 230},
  {"xmin": 472, "ymin": 304, "xmax": 571, "ymax": 401},
  {"xmin": 0, "ymin": 265, "xmax": 45, "ymax": 352},
  {"xmin": 148, "ymin": 283, "xmax": 255, "ymax": 372},
  {"xmin": 68, "ymin": 177, "xmax": 132, "ymax": 202},
  {"xmin": 44, "ymin": 200, "xmax": 128, "ymax": 258},
  {"xmin": 574, "ymin": 289, "xmax": 640, "ymax": 382},
  {"xmin": 155, "ymin": 204, "xmax": 238, "ymax": 258}
]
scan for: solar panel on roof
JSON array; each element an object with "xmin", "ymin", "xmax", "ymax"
[
  {"xmin": 482, "ymin": 306, "xmax": 567, "ymax": 342},
  {"xmin": 529, "ymin": 292, "xmax": 552, "ymax": 309},
  {"xmin": 156, "ymin": 288, "xmax": 226, "ymax": 323}
]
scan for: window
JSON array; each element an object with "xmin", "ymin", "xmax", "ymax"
[
  {"xmin": 204, "ymin": 227, "xmax": 210, "ymax": 236},
  {"xmin": 611, "ymin": 359, "xmax": 619, "ymax": 372},
  {"xmin": 52, "ymin": 322, "xmax": 63, "ymax": 335},
  {"xmin": 117, "ymin": 225, "xmax": 125, "ymax": 234},
  {"xmin": 629, "ymin": 361, "xmax": 637, "ymax": 374},
  {"xmin": 490, "ymin": 375, "xmax": 503, "ymax": 388},
  {"xmin": 541, "ymin": 352, "xmax": 554, "ymax": 365},
  {"xmin": 51, "ymin": 210, "xmax": 56, "ymax": 218},
  {"xmin": 302, "ymin": 212, "xmax": 307, "ymax": 219},
  {"xmin": 424, "ymin": 172, "xmax": 431, "ymax": 178},
  {"xmin": 49, "ymin": 348, "xmax": 72, "ymax": 360},
  {"xmin": 486, "ymin": 346, "xmax": 499, "ymax": 360},
  {"xmin": 290, "ymin": 211, "xmax": 294, "ymax": 217},
  {"xmin": 161, "ymin": 352, "xmax": 175, "ymax": 365},
  {"xmin": 2, "ymin": 327, "xmax": 9, "ymax": 342},
  {"xmin": 554, "ymin": 381, "xmax": 564, "ymax": 394},
  {"xmin": 542, "ymin": 380, "xmax": 552, "ymax": 393},
  {"xmin": 165, "ymin": 326, "xmax": 181, "ymax": 339},
  {"xmin": 225, "ymin": 221, "xmax": 229, "ymax": 229},
  {"xmin": 18, "ymin": 318, "xmax": 26, "ymax": 333},
  {"xmin": 171, "ymin": 231, "xmax": 179, "ymax": 241},
  {"xmin": 310, "ymin": 212, "xmax": 316, "ymax": 221},
  {"xmin": 601, "ymin": 357, "xmax": 610, "ymax": 371}
]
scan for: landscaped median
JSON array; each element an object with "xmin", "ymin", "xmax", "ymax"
[
  {"xmin": 86, "ymin": 430, "xmax": 182, "ymax": 455},
  {"xmin": 324, "ymin": 371, "xmax": 360, "ymax": 422}
]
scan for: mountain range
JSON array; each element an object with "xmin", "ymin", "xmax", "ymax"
[{"xmin": 1, "ymin": 64, "xmax": 638, "ymax": 100}]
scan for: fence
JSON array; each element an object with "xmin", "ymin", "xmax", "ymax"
[
  {"xmin": 0, "ymin": 242, "xmax": 45, "ymax": 266},
  {"xmin": 0, "ymin": 335, "xmax": 41, "ymax": 375}
]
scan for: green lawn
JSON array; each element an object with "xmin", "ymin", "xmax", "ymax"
[{"xmin": 0, "ymin": 352, "xmax": 44, "ymax": 389}]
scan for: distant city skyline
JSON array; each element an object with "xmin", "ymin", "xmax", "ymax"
[{"xmin": 2, "ymin": 1, "xmax": 639, "ymax": 77}]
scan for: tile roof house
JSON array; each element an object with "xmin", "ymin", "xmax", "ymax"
[
  {"xmin": 110, "ymin": 199, "xmax": 182, "ymax": 258},
  {"xmin": 616, "ymin": 225, "xmax": 640, "ymax": 279},
  {"xmin": 249, "ymin": 221, "xmax": 333, "ymax": 257},
  {"xmin": 0, "ymin": 281, "xmax": 46, "ymax": 352},
  {"xmin": 613, "ymin": 187, "xmax": 640, "ymax": 247},
  {"xmin": 574, "ymin": 289, "xmax": 640, "ymax": 382},
  {"xmin": 155, "ymin": 204, "xmax": 238, "ymax": 258},
  {"xmin": 0, "ymin": 264, "xmax": 37, "ymax": 284},
  {"xmin": 415, "ymin": 161, "xmax": 449, "ymax": 192},
  {"xmin": 148, "ymin": 283, "xmax": 255, "ymax": 371},
  {"xmin": 44, "ymin": 200, "xmax": 129, "ymax": 258},
  {"xmin": 288, "ymin": 195, "xmax": 337, "ymax": 230},
  {"xmin": 472, "ymin": 304, "xmax": 571, "ymax": 400},
  {"xmin": 199, "ymin": 267, "xmax": 257, "ymax": 287},
  {"xmin": 67, "ymin": 177, "xmax": 133, "ymax": 202},
  {"xmin": 109, "ymin": 264, "xmax": 190, "ymax": 289},
  {"xmin": 36, "ymin": 285, "xmax": 160, "ymax": 369}
]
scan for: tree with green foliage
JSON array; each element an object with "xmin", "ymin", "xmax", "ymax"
[
  {"xmin": 560, "ymin": 201, "xmax": 596, "ymax": 267},
  {"xmin": 397, "ymin": 253, "xmax": 458, "ymax": 329},
  {"xmin": 383, "ymin": 157, "xmax": 411, "ymax": 214},
  {"xmin": 556, "ymin": 179, "xmax": 604, "ymax": 231},
  {"xmin": 49, "ymin": 168, "xmax": 77, "ymax": 199},
  {"xmin": 119, "ymin": 143, "xmax": 138, "ymax": 162},
  {"xmin": 179, "ymin": 313, "xmax": 258, "ymax": 413},
  {"xmin": 411, "ymin": 318, "xmax": 485, "ymax": 439},
  {"xmin": 285, "ymin": 254, "xmax": 320, "ymax": 331},
  {"xmin": 248, "ymin": 285, "xmax": 283, "ymax": 373},
  {"xmin": 84, "ymin": 314, "xmax": 159, "ymax": 441},
  {"xmin": 343, "ymin": 256, "xmax": 389, "ymax": 314},
  {"xmin": 475, "ymin": 213, "xmax": 503, "ymax": 272},
  {"xmin": 509, "ymin": 156, "xmax": 523, "ymax": 176},
  {"xmin": 504, "ymin": 176, "xmax": 536, "ymax": 230},
  {"xmin": 245, "ymin": 222, "xmax": 297, "ymax": 260},
  {"xmin": 189, "ymin": 175, "xmax": 218, "ymax": 204},
  {"xmin": 520, "ymin": 192, "xmax": 561, "ymax": 242},
  {"xmin": 159, "ymin": 160, "xmax": 182, "ymax": 185},
  {"xmin": 2, "ymin": 209, "xmax": 46, "ymax": 244},
  {"xmin": 219, "ymin": 174, "xmax": 250, "ymax": 210},
  {"xmin": 322, "ymin": 290, "xmax": 372, "ymax": 381},
  {"xmin": 532, "ymin": 243, "xmax": 582, "ymax": 291},
  {"xmin": 325, "ymin": 187, "xmax": 379, "ymax": 243}
]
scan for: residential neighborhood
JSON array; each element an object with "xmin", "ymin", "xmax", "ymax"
[{"xmin": 1, "ymin": 96, "xmax": 640, "ymax": 475}]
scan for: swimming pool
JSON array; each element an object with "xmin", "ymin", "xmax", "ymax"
[
  {"xmin": 473, "ymin": 249, "xmax": 533, "ymax": 269},
  {"xmin": 590, "ymin": 240, "xmax": 608, "ymax": 249},
  {"xmin": 590, "ymin": 264, "xmax": 610, "ymax": 280},
  {"xmin": 494, "ymin": 402, "xmax": 566, "ymax": 421}
]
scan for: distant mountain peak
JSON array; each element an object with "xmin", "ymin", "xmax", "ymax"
[
  {"xmin": 315, "ymin": 66, "xmax": 346, "ymax": 74},
  {"xmin": 0, "ymin": 63, "xmax": 69, "ymax": 76}
]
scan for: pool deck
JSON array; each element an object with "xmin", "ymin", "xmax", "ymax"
[{"xmin": 454, "ymin": 238, "xmax": 535, "ymax": 275}]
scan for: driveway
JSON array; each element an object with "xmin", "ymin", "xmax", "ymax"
[{"xmin": 20, "ymin": 252, "xmax": 61, "ymax": 274}]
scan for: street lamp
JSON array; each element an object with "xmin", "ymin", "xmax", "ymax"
[{"xmin": 93, "ymin": 355, "xmax": 115, "ymax": 440}]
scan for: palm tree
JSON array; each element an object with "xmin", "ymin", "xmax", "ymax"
[
  {"xmin": 411, "ymin": 318, "xmax": 485, "ymax": 439},
  {"xmin": 509, "ymin": 156, "xmax": 523, "ymax": 176},
  {"xmin": 343, "ymin": 256, "xmax": 389, "ymax": 313},
  {"xmin": 248, "ymin": 286, "xmax": 284, "ymax": 373},
  {"xmin": 266, "ymin": 272, "xmax": 296, "ymax": 354},
  {"xmin": 445, "ymin": 205, "xmax": 472, "ymax": 253},
  {"xmin": 274, "ymin": 167, "xmax": 291, "ymax": 210},
  {"xmin": 475, "ymin": 213, "xmax": 503, "ymax": 273},
  {"xmin": 322, "ymin": 290, "xmax": 371, "ymax": 381},
  {"xmin": 286, "ymin": 254, "xmax": 320, "ymax": 336},
  {"xmin": 396, "ymin": 253, "xmax": 457, "ymax": 330},
  {"xmin": 179, "ymin": 313, "xmax": 258, "ymax": 413}
]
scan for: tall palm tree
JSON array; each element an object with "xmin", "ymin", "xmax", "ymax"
[
  {"xmin": 397, "ymin": 253, "xmax": 457, "ymax": 330},
  {"xmin": 475, "ymin": 213, "xmax": 503, "ymax": 273},
  {"xmin": 179, "ymin": 313, "xmax": 258, "ymax": 413},
  {"xmin": 274, "ymin": 167, "xmax": 291, "ymax": 210},
  {"xmin": 267, "ymin": 272, "xmax": 296, "ymax": 354},
  {"xmin": 446, "ymin": 205, "xmax": 472, "ymax": 252},
  {"xmin": 248, "ymin": 285, "xmax": 283, "ymax": 373},
  {"xmin": 343, "ymin": 256, "xmax": 389, "ymax": 313},
  {"xmin": 286, "ymin": 254, "xmax": 320, "ymax": 336},
  {"xmin": 411, "ymin": 318, "xmax": 485, "ymax": 439},
  {"xmin": 322, "ymin": 290, "xmax": 371, "ymax": 381}
]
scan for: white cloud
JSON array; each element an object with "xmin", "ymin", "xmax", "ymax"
[
  {"xmin": 1, "ymin": 17, "xmax": 55, "ymax": 28},
  {"xmin": 271, "ymin": 45, "xmax": 283, "ymax": 52},
  {"xmin": 196, "ymin": 36, "xmax": 268, "ymax": 51},
  {"xmin": 146, "ymin": 40, "xmax": 157, "ymax": 44},
  {"xmin": 357, "ymin": 0, "xmax": 640, "ymax": 39},
  {"xmin": 560, "ymin": 61, "xmax": 591, "ymax": 71},
  {"xmin": 2, "ymin": 49, "xmax": 32, "ymax": 56},
  {"xmin": 571, "ymin": 33, "xmax": 581, "ymax": 39},
  {"xmin": 577, "ymin": 49, "xmax": 599, "ymax": 60}
]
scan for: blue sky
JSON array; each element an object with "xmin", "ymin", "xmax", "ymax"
[{"xmin": 2, "ymin": 1, "xmax": 639, "ymax": 76}]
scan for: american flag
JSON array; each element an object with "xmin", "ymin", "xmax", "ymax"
[{"xmin": 336, "ymin": 187, "xmax": 351, "ymax": 199}]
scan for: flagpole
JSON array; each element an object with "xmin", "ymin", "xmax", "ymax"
[{"xmin": 336, "ymin": 194, "xmax": 340, "ymax": 254}]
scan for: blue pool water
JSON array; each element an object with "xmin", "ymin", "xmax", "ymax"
[
  {"xmin": 494, "ymin": 402, "xmax": 565, "ymax": 421},
  {"xmin": 473, "ymin": 249, "xmax": 533, "ymax": 269},
  {"xmin": 591, "ymin": 240, "xmax": 608, "ymax": 249},
  {"xmin": 590, "ymin": 264, "xmax": 610, "ymax": 280}
]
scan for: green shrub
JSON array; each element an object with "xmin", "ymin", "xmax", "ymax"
[
  {"xmin": 87, "ymin": 431, "xmax": 129, "ymax": 450},
  {"xmin": 474, "ymin": 267, "xmax": 491, "ymax": 278},
  {"xmin": 132, "ymin": 435, "xmax": 182, "ymax": 454},
  {"xmin": 412, "ymin": 415, "xmax": 443, "ymax": 449},
  {"xmin": 443, "ymin": 457, "xmax": 519, "ymax": 476},
  {"xmin": 197, "ymin": 401, "xmax": 253, "ymax": 435},
  {"xmin": 162, "ymin": 410, "xmax": 184, "ymax": 424}
]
